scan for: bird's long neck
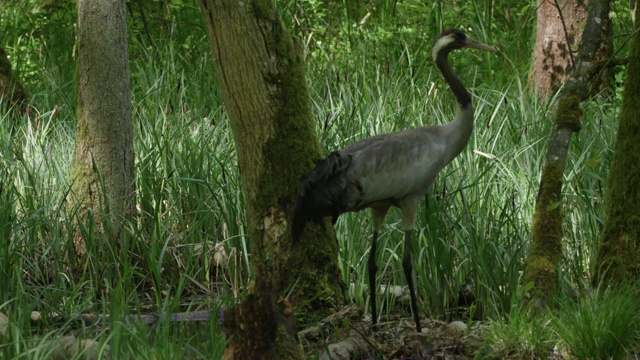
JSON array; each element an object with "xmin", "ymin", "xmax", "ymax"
[
  {"xmin": 434, "ymin": 50, "xmax": 474, "ymax": 162},
  {"xmin": 435, "ymin": 51, "xmax": 471, "ymax": 108}
]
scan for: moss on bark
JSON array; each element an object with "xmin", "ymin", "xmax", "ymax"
[
  {"xmin": 525, "ymin": 0, "xmax": 611, "ymax": 306},
  {"xmin": 592, "ymin": 5, "xmax": 640, "ymax": 287},
  {"xmin": 554, "ymin": 94, "xmax": 583, "ymax": 132},
  {"xmin": 70, "ymin": 0, "xmax": 135, "ymax": 262},
  {"xmin": 252, "ymin": 11, "xmax": 345, "ymax": 314},
  {"xmin": 526, "ymin": 164, "xmax": 564, "ymax": 305}
]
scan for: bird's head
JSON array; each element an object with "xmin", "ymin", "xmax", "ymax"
[{"xmin": 432, "ymin": 29, "xmax": 496, "ymax": 62}]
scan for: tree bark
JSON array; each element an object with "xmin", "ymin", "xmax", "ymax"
[
  {"xmin": 525, "ymin": 0, "xmax": 611, "ymax": 306},
  {"xmin": 592, "ymin": 5, "xmax": 640, "ymax": 287},
  {"xmin": 199, "ymin": 0, "xmax": 345, "ymax": 358},
  {"xmin": 70, "ymin": 0, "xmax": 135, "ymax": 259},
  {"xmin": 529, "ymin": 0, "xmax": 611, "ymax": 99},
  {"xmin": 0, "ymin": 47, "xmax": 28, "ymax": 114},
  {"xmin": 530, "ymin": 0, "xmax": 587, "ymax": 98}
]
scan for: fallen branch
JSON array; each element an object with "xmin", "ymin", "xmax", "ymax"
[{"xmin": 30, "ymin": 309, "xmax": 220, "ymax": 329}]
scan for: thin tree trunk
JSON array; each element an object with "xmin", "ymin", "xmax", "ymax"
[
  {"xmin": 199, "ymin": 0, "xmax": 345, "ymax": 358},
  {"xmin": 525, "ymin": 0, "xmax": 611, "ymax": 306},
  {"xmin": 70, "ymin": 0, "xmax": 135, "ymax": 259},
  {"xmin": 592, "ymin": 5, "xmax": 640, "ymax": 287}
]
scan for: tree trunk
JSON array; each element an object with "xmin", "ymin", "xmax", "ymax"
[
  {"xmin": 530, "ymin": 0, "xmax": 587, "ymax": 98},
  {"xmin": 0, "ymin": 47, "xmax": 28, "ymax": 114},
  {"xmin": 525, "ymin": 0, "xmax": 611, "ymax": 306},
  {"xmin": 592, "ymin": 4, "xmax": 640, "ymax": 287},
  {"xmin": 70, "ymin": 0, "xmax": 135, "ymax": 259},
  {"xmin": 199, "ymin": 0, "xmax": 345, "ymax": 358},
  {"xmin": 529, "ymin": 0, "xmax": 611, "ymax": 99}
]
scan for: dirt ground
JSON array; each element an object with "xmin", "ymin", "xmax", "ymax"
[{"xmin": 299, "ymin": 305, "xmax": 485, "ymax": 360}]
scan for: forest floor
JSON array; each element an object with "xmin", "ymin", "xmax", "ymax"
[
  {"xmin": 298, "ymin": 304, "xmax": 562, "ymax": 360},
  {"xmin": 299, "ymin": 305, "xmax": 482, "ymax": 359}
]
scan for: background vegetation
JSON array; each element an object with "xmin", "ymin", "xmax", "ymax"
[{"xmin": 0, "ymin": 0, "xmax": 637, "ymax": 358}]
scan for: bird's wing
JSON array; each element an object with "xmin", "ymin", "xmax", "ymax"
[{"xmin": 341, "ymin": 127, "xmax": 449, "ymax": 208}]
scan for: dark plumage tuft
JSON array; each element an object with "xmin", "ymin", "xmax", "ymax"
[{"xmin": 291, "ymin": 152, "xmax": 352, "ymax": 243}]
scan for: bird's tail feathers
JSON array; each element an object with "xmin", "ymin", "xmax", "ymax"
[{"xmin": 291, "ymin": 152, "xmax": 351, "ymax": 243}]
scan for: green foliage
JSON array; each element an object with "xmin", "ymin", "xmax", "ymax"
[
  {"xmin": 477, "ymin": 305, "xmax": 554, "ymax": 359},
  {"xmin": 280, "ymin": 0, "xmax": 536, "ymax": 82},
  {"xmin": 477, "ymin": 282, "xmax": 640, "ymax": 359},
  {"xmin": 0, "ymin": 0, "xmax": 77, "ymax": 111},
  {"xmin": 553, "ymin": 284, "xmax": 640, "ymax": 359}
]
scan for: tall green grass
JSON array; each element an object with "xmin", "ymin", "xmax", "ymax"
[
  {"xmin": 1, "ymin": 17, "xmax": 232, "ymax": 357},
  {"xmin": 553, "ymin": 284, "xmax": 640, "ymax": 359},
  {"xmin": 479, "ymin": 283, "xmax": 640, "ymax": 359}
]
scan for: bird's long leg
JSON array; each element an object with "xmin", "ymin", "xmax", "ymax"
[
  {"xmin": 368, "ymin": 229, "xmax": 379, "ymax": 331},
  {"xmin": 369, "ymin": 206, "xmax": 388, "ymax": 331},
  {"xmin": 399, "ymin": 198, "xmax": 422, "ymax": 332},
  {"xmin": 402, "ymin": 229, "xmax": 422, "ymax": 332}
]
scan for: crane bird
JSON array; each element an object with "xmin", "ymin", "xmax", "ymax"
[{"xmin": 291, "ymin": 29, "xmax": 496, "ymax": 332}]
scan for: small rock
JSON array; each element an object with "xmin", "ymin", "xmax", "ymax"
[
  {"xmin": 319, "ymin": 338, "xmax": 366, "ymax": 360},
  {"xmin": 298, "ymin": 325, "xmax": 322, "ymax": 342},
  {"xmin": 447, "ymin": 320, "xmax": 467, "ymax": 335},
  {"xmin": 379, "ymin": 284, "xmax": 406, "ymax": 298},
  {"xmin": 30, "ymin": 311, "xmax": 42, "ymax": 322}
]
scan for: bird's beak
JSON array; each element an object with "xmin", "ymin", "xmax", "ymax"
[{"xmin": 464, "ymin": 37, "xmax": 497, "ymax": 52}]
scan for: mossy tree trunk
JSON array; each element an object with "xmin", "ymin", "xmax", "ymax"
[
  {"xmin": 70, "ymin": 0, "xmax": 135, "ymax": 261},
  {"xmin": 592, "ymin": 4, "xmax": 640, "ymax": 287},
  {"xmin": 525, "ymin": 0, "xmax": 611, "ymax": 306},
  {"xmin": 199, "ymin": 0, "xmax": 345, "ymax": 358}
]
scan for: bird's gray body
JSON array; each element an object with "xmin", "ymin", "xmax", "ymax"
[{"xmin": 341, "ymin": 106, "xmax": 474, "ymax": 218}]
